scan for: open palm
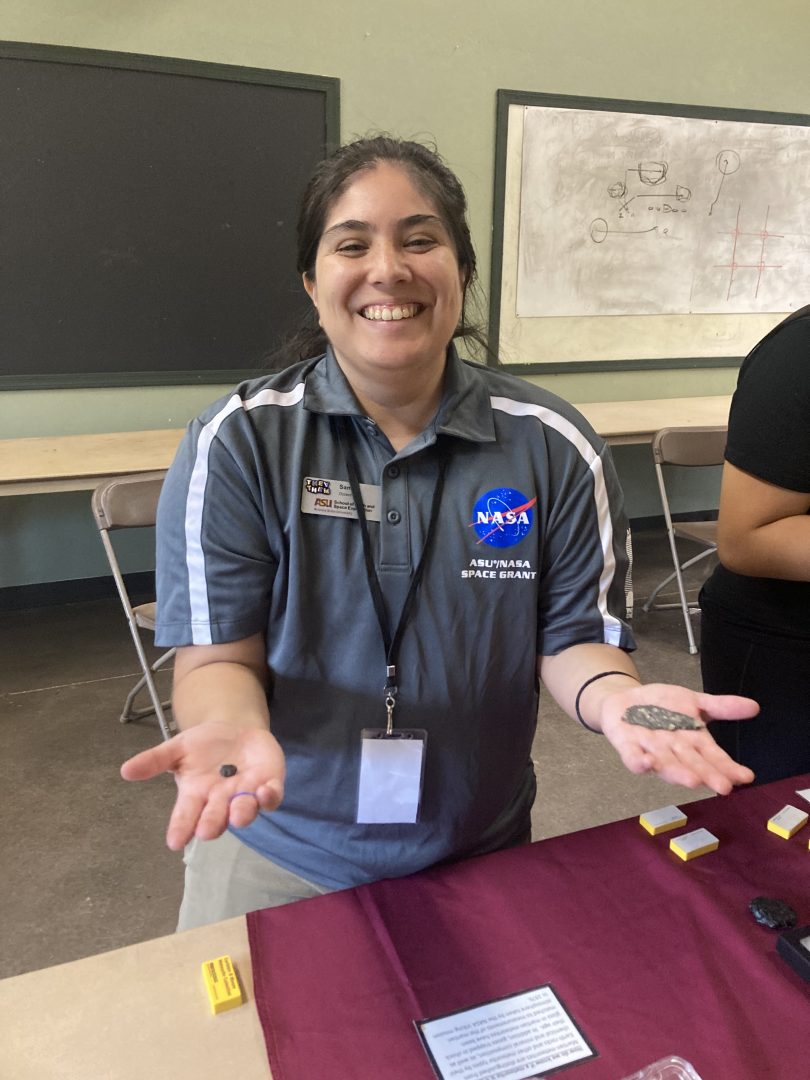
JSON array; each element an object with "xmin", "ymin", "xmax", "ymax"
[{"xmin": 121, "ymin": 721, "xmax": 286, "ymax": 850}]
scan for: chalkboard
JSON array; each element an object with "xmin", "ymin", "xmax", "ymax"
[
  {"xmin": 0, "ymin": 42, "xmax": 340, "ymax": 389},
  {"xmin": 490, "ymin": 90, "xmax": 810, "ymax": 374}
]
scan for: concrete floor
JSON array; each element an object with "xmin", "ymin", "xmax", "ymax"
[{"xmin": 0, "ymin": 525, "xmax": 716, "ymax": 980}]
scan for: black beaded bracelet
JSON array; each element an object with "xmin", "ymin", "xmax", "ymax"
[{"xmin": 574, "ymin": 670, "xmax": 641, "ymax": 733}]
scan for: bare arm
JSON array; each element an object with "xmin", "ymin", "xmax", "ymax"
[
  {"xmin": 538, "ymin": 642, "xmax": 641, "ymax": 725},
  {"xmin": 716, "ymin": 461, "xmax": 810, "ymax": 581},
  {"xmin": 121, "ymin": 634, "xmax": 286, "ymax": 850},
  {"xmin": 538, "ymin": 644, "xmax": 757, "ymax": 795},
  {"xmin": 171, "ymin": 634, "xmax": 271, "ymax": 731}
]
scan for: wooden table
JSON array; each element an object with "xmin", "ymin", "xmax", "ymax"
[
  {"xmin": 0, "ymin": 428, "xmax": 184, "ymax": 496},
  {"xmin": 0, "ymin": 396, "xmax": 731, "ymax": 498},
  {"xmin": 576, "ymin": 394, "xmax": 731, "ymax": 446},
  {"xmin": 0, "ymin": 916, "xmax": 270, "ymax": 1080},
  {"xmin": 3, "ymin": 772, "xmax": 809, "ymax": 1080}
]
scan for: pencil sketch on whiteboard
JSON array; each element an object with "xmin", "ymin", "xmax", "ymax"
[{"xmin": 516, "ymin": 106, "xmax": 810, "ymax": 318}]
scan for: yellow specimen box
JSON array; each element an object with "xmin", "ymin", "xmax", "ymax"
[
  {"xmin": 670, "ymin": 828, "xmax": 719, "ymax": 861},
  {"xmin": 767, "ymin": 805, "xmax": 809, "ymax": 840},
  {"xmin": 202, "ymin": 955, "xmax": 244, "ymax": 1014},
  {"xmin": 639, "ymin": 805, "xmax": 688, "ymax": 836}
]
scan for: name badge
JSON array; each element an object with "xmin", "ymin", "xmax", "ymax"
[
  {"xmin": 357, "ymin": 729, "xmax": 427, "ymax": 824},
  {"xmin": 301, "ymin": 476, "xmax": 381, "ymax": 521}
]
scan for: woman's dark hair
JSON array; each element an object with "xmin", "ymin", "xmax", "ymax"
[{"xmin": 270, "ymin": 135, "xmax": 488, "ymax": 365}]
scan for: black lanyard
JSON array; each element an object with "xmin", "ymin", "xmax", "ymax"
[{"xmin": 337, "ymin": 416, "xmax": 448, "ymax": 732}]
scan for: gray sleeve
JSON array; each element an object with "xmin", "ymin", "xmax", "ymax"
[
  {"xmin": 536, "ymin": 438, "xmax": 635, "ymax": 656},
  {"xmin": 155, "ymin": 418, "xmax": 278, "ymax": 647}
]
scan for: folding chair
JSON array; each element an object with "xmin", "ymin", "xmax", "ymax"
[
  {"xmin": 642, "ymin": 426, "xmax": 727, "ymax": 655},
  {"xmin": 91, "ymin": 471, "xmax": 174, "ymax": 740}
]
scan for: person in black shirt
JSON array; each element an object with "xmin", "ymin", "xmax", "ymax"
[{"xmin": 700, "ymin": 307, "xmax": 810, "ymax": 783}]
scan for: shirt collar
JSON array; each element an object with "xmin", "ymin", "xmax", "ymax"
[
  {"xmin": 303, "ymin": 343, "xmax": 496, "ymax": 445},
  {"xmin": 302, "ymin": 346, "xmax": 364, "ymax": 417},
  {"xmin": 435, "ymin": 344, "xmax": 497, "ymax": 444}
]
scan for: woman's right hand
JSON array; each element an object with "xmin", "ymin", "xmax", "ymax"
[{"xmin": 121, "ymin": 721, "xmax": 285, "ymax": 851}]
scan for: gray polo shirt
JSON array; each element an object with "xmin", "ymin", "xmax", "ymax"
[{"xmin": 156, "ymin": 345, "xmax": 634, "ymax": 889}]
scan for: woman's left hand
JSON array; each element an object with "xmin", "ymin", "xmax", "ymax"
[{"xmin": 600, "ymin": 683, "xmax": 758, "ymax": 794}]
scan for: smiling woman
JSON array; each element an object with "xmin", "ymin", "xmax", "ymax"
[
  {"xmin": 302, "ymin": 162, "xmax": 466, "ymax": 448},
  {"xmin": 121, "ymin": 135, "xmax": 759, "ymax": 933}
]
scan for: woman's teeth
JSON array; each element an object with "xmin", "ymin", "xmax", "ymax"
[{"xmin": 361, "ymin": 304, "xmax": 420, "ymax": 321}]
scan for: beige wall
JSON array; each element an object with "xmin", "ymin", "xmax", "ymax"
[{"xmin": 1, "ymin": 1, "xmax": 808, "ymax": 583}]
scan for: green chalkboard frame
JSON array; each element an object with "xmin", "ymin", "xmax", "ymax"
[{"xmin": 0, "ymin": 42, "xmax": 340, "ymax": 390}]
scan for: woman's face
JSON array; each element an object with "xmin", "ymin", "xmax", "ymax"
[{"xmin": 303, "ymin": 162, "xmax": 465, "ymax": 390}]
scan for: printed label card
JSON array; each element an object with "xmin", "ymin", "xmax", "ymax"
[{"xmin": 416, "ymin": 984, "xmax": 596, "ymax": 1080}]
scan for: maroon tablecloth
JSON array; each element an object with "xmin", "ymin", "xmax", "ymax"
[{"xmin": 247, "ymin": 774, "xmax": 810, "ymax": 1079}]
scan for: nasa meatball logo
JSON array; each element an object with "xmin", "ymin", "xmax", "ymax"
[{"xmin": 471, "ymin": 488, "xmax": 536, "ymax": 548}]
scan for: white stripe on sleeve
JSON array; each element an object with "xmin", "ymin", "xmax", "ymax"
[{"xmin": 184, "ymin": 382, "xmax": 305, "ymax": 644}]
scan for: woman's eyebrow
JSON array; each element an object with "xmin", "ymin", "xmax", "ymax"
[
  {"xmin": 322, "ymin": 213, "xmax": 445, "ymax": 238},
  {"xmin": 401, "ymin": 214, "xmax": 444, "ymax": 228},
  {"xmin": 322, "ymin": 218, "xmax": 368, "ymax": 238}
]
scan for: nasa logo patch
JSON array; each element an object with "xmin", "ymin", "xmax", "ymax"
[{"xmin": 471, "ymin": 488, "xmax": 536, "ymax": 548}]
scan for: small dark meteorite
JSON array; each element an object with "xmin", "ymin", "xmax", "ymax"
[
  {"xmin": 749, "ymin": 896, "xmax": 797, "ymax": 929},
  {"xmin": 622, "ymin": 705, "xmax": 705, "ymax": 731},
  {"xmin": 219, "ymin": 763, "xmax": 238, "ymax": 778}
]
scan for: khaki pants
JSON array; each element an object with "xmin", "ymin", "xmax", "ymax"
[{"xmin": 176, "ymin": 829, "xmax": 332, "ymax": 932}]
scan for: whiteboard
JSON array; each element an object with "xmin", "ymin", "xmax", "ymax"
[{"xmin": 490, "ymin": 92, "xmax": 810, "ymax": 370}]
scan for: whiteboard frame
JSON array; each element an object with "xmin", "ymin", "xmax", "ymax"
[{"xmin": 489, "ymin": 89, "xmax": 810, "ymax": 373}]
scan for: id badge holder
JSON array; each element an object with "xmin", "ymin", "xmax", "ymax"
[{"xmin": 357, "ymin": 729, "xmax": 427, "ymax": 824}]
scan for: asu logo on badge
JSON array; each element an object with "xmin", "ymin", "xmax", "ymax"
[{"xmin": 470, "ymin": 488, "xmax": 537, "ymax": 548}]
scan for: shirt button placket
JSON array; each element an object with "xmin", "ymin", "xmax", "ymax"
[
  {"xmin": 385, "ymin": 463, "xmax": 403, "ymax": 527},
  {"xmin": 380, "ymin": 463, "xmax": 409, "ymax": 571}
]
